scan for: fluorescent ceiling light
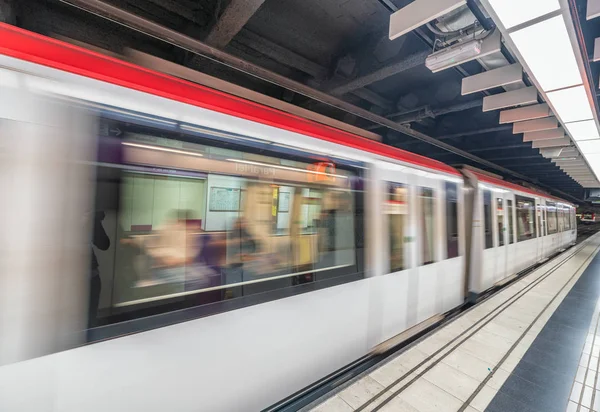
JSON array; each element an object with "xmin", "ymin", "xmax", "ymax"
[
  {"xmin": 122, "ymin": 142, "xmax": 204, "ymax": 157},
  {"xmin": 425, "ymin": 37, "xmax": 482, "ymax": 73},
  {"xmin": 565, "ymin": 120, "xmax": 600, "ymax": 141},
  {"xmin": 577, "ymin": 140, "xmax": 600, "ymax": 154},
  {"xmin": 547, "ymin": 86, "xmax": 594, "ymax": 123},
  {"xmin": 510, "ymin": 16, "xmax": 582, "ymax": 92},
  {"xmin": 487, "ymin": 0, "xmax": 560, "ymax": 29}
]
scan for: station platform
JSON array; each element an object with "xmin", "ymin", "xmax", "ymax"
[{"xmin": 305, "ymin": 232, "xmax": 600, "ymax": 412}]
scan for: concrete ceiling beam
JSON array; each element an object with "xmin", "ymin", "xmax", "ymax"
[{"xmin": 204, "ymin": 0, "xmax": 266, "ymax": 49}]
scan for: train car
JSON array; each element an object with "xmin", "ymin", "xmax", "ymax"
[
  {"xmin": 463, "ymin": 171, "xmax": 577, "ymax": 296},
  {"xmin": 0, "ymin": 24, "xmax": 577, "ymax": 412},
  {"xmin": 581, "ymin": 212, "xmax": 597, "ymax": 224}
]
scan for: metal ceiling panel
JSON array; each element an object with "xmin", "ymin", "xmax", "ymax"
[
  {"xmin": 499, "ymin": 103, "xmax": 551, "ymax": 124},
  {"xmin": 523, "ymin": 127, "xmax": 565, "ymax": 142},
  {"xmin": 462, "ymin": 63, "xmax": 523, "ymax": 95},
  {"xmin": 389, "ymin": 0, "xmax": 466, "ymax": 40},
  {"xmin": 588, "ymin": 0, "xmax": 600, "ymax": 20},
  {"xmin": 532, "ymin": 138, "xmax": 571, "ymax": 148},
  {"xmin": 482, "ymin": 86, "xmax": 538, "ymax": 111},
  {"xmin": 513, "ymin": 116, "xmax": 558, "ymax": 133}
]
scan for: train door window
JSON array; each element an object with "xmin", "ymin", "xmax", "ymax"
[
  {"xmin": 483, "ymin": 190, "xmax": 493, "ymax": 249},
  {"xmin": 445, "ymin": 182, "xmax": 459, "ymax": 259},
  {"xmin": 507, "ymin": 199, "xmax": 514, "ymax": 244},
  {"xmin": 543, "ymin": 207, "xmax": 548, "ymax": 236},
  {"xmin": 546, "ymin": 202, "xmax": 558, "ymax": 234},
  {"xmin": 564, "ymin": 207, "xmax": 570, "ymax": 231},
  {"xmin": 558, "ymin": 206, "xmax": 564, "ymax": 232},
  {"xmin": 516, "ymin": 195, "xmax": 536, "ymax": 241},
  {"xmin": 387, "ymin": 182, "xmax": 408, "ymax": 272},
  {"xmin": 420, "ymin": 187, "xmax": 436, "ymax": 265},
  {"xmin": 497, "ymin": 197, "xmax": 504, "ymax": 247}
]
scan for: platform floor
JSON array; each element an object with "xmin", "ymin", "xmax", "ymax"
[{"xmin": 307, "ymin": 233, "xmax": 600, "ymax": 412}]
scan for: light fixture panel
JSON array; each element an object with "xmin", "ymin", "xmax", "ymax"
[
  {"xmin": 578, "ymin": 140, "xmax": 600, "ymax": 154},
  {"xmin": 510, "ymin": 16, "xmax": 582, "ymax": 92},
  {"xmin": 486, "ymin": 0, "xmax": 560, "ymax": 29},
  {"xmin": 586, "ymin": 154, "xmax": 600, "ymax": 169},
  {"xmin": 547, "ymin": 86, "xmax": 594, "ymax": 123},
  {"xmin": 565, "ymin": 120, "xmax": 600, "ymax": 141}
]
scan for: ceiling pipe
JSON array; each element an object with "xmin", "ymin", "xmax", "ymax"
[
  {"xmin": 58, "ymin": 0, "xmax": 582, "ymax": 202},
  {"xmin": 366, "ymin": 99, "xmax": 483, "ymax": 131},
  {"xmin": 438, "ymin": 125, "xmax": 513, "ymax": 140}
]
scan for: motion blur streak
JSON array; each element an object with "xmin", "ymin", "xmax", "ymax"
[{"xmin": 0, "ymin": 76, "xmax": 93, "ymax": 365}]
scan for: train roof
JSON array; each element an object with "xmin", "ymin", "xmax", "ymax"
[{"xmin": 471, "ymin": 170, "xmax": 573, "ymax": 206}]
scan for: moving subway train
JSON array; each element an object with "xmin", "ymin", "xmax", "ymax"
[{"xmin": 0, "ymin": 25, "xmax": 577, "ymax": 411}]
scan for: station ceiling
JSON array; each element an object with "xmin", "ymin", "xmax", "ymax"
[{"xmin": 4, "ymin": 0, "xmax": 600, "ymax": 202}]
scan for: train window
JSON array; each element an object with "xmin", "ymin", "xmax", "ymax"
[
  {"xmin": 547, "ymin": 202, "xmax": 558, "ymax": 234},
  {"xmin": 387, "ymin": 182, "xmax": 408, "ymax": 272},
  {"xmin": 420, "ymin": 187, "xmax": 436, "ymax": 265},
  {"xmin": 516, "ymin": 195, "xmax": 536, "ymax": 241},
  {"xmin": 507, "ymin": 199, "xmax": 514, "ymax": 244},
  {"xmin": 483, "ymin": 190, "xmax": 493, "ymax": 249},
  {"xmin": 445, "ymin": 182, "xmax": 459, "ymax": 259},
  {"xmin": 558, "ymin": 207, "xmax": 564, "ymax": 232},
  {"xmin": 91, "ymin": 128, "xmax": 362, "ymax": 329},
  {"xmin": 497, "ymin": 198, "xmax": 504, "ymax": 247}
]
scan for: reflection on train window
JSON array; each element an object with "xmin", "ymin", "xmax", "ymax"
[
  {"xmin": 497, "ymin": 198, "xmax": 504, "ymax": 247},
  {"xmin": 483, "ymin": 190, "xmax": 493, "ymax": 249},
  {"xmin": 547, "ymin": 202, "xmax": 558, "ymax": 234},
  {"xmin": 516, "ymin": 195, "xmax": 536, "ymax": 241},
  {"xmin": 563, "ymin": 206, "xmax": 571, "ymax": 231},
  {"xmin": 558, "ymin": 207, "xmax": 564, "ymax": 232},
  {"xmin": 445, "ymin": 182, "xmax": 459, "ymax": 259},
  {"xmin": 92, "ymin": 131, "xmax": 360, "ymax": 325},
  {"xmin": 387, "ymin": 182, "xmax": 407, "ymax": 272},
  {"xmin": 420, "ymin": 187, "xmax": 436, "ymax": 265},
  {"xmin": 507, "ymin": 199, "xmax": 514, "ymax": 244}
]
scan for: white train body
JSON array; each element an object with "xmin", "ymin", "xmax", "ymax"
[{"xmin": 0, "ymin": 24, "xmax": 577, "ymax": 412}]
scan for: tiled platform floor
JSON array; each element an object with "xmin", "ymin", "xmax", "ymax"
[{"xmin": 306, "ymin": 234, "xmax": 600, "ymax": 412}]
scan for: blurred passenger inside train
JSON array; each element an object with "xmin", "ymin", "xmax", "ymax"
[
  {"xmin": 229, "ymin": 217, "xmax": 259, "ymax": 263},
  {"xmin": 89, "ymin": 210, "xmax": 110, "ymax": 327},
  {"xmin": 121, "ymin": 209, "xmax": 216, "ymax": 289}
]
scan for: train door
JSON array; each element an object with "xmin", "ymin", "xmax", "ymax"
[
  {"xmin": 414, "ymin": 172, "xmax": 444, "ymax": 323},
  {"xmin": 542, "ymin": 200, "xmax": 548, "ymax": 258},
  {"xmin": 536, "ymin": 199, "xmax": 545, "ymax": 261},
  {"xmin": 505, "ymin": 194, "xmax": 516, "ymax": 276},
  {"xmin": 494, "ymin": 192, "xmax": 508, "ymax": 283},
  {"xmin": 557, "ymin": 205, "xmax": 565, "ymax": 250},
  {"xmin": 481, "ymin": 188, "xmax": 496, "ymax": 289},
  {"xmin": 373, "ymin": 163, "xmax": 416, "ymax": 340}
]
